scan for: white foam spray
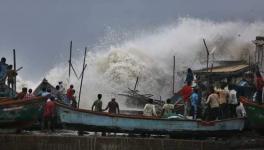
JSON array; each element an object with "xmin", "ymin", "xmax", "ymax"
[{"xmin": 40, "ymin": 18, "xmax": 264, "ymax": 109}]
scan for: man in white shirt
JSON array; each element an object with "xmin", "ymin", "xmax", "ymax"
[
  {"xmin": 58, "ymin": 81, "xmax": 66, "ymax": 94},
  {"xmin": 143, "ymin": 99, "xmax": 157, "ymax": 117},
  {"xmin": 161, "ymin": 99, "xmax": 174, "ymax": 118},
  {"xmin": 228, "ymin": 85, "xmax": 238, "ymax": 118}
]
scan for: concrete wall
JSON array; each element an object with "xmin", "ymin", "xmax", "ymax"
[{"xmin": 0, "ymin": 135, "xmax": 263, "ymax": 150}]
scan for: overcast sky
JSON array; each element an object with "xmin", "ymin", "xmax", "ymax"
[{"xmin": 0, "ymin": 0, "xmax": 264, "ymax": 82}]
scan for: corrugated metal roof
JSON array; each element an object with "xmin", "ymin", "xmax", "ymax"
[{"xmin": 197, "ymin": 64, "xmax": 249, "ymax": 73}]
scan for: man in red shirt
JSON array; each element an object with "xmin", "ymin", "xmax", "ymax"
[
  {"xmin": 66, "ymin": 85, "xmax": 74, "ymax": 105},
  {"xmin": 180, "ymin": 81, "xmax": 193, "ymax": 117},
  {"xmin": 43, "ymin": 97, "xmax": 56, "ymax": 132}
]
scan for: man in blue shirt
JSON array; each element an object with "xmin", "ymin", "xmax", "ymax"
[{"xmin": 190, "ymin": 88, "xmax": 199, "ymax": 119}]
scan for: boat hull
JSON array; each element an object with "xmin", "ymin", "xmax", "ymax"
[
  {"xmin": 240, "ymin": 97, "xmax": 264, "ymax": 130},
  {"xmin": 0, "ymin": 97, "xmax": 45, "ymax": 129},
  {"xmin": 57, "ymin": 103, "xmax": 245, "ymax": 135}
]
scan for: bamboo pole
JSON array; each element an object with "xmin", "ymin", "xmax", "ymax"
[
  {"xmin": 260, "ymin": 48, "xmax": 263, "ymax": 69},
  {"xmin": 78, "ymin": 47, "xmax": 87, "ymax": 108},
  {"xmin": 203, "ymin": 39, "xmax": 209, "ymax": 72},
  {"xmin": 133, "ymin": 77, "xmax": 139, "ymax": 91},
  {"xmin": 172, "ymin": 56, "xmax": 175, "ymax": 95},
  {"xmin": 70, "ymin": 63, "xmax": 79, "ymax": 79},
  {"xmin": 69, "ymin": 41, "xmax": 72, "ymax": 80}
]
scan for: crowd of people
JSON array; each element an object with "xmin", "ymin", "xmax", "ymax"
[{"xmin": 141, "ymin": 68, "xmax": 252, "ymax": 121}]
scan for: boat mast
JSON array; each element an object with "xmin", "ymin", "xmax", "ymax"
[
  {"xmin": 68, "ymin": 41, "xmax": 72, "ymax": 80},
  {"xmin": 172, "ymin": 55, "xmax": 175, "ymax": 95},
  {"xmin": 78, "ymin": 47, "xmax": 87, "ymax": 108}
]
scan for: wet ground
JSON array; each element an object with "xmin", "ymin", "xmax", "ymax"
[{"xmin": 0, "ymin": 130, "xmax": 264, "ymax": 150}]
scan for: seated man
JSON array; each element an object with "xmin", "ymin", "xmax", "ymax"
[
  {"xmin": 143, "ymin": 99, "xmax": 157, "ymax": 117},
  {"xmin": 236, "ymin": 102, "xmax": 246, "ymax": 118},
  {"xmin": 161, "ymin": 99, "xmax": 174, "ymax": 118}
]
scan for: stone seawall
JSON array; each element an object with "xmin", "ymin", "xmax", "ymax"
[{"xmin": 0, "ymin": 135, "xmax": 264, "ymax": 150}]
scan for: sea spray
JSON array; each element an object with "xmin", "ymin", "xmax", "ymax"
[{"xmin": 34, "ymin": 18, "xmax": 264, "ymax": 109}]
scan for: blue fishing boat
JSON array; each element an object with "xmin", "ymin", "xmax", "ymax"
[{"xmin": 56, "ymin": 102, "xmax": 245, "ymax": 136}]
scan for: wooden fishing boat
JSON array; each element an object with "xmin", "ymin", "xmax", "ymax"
[
  {"xmin": 56, "ymin": 102, "xmax": 245, "ymax": 136},
  {"xmin": 0, "ymin": 97, "xmax": 46, "ymax": 129},
  {"xmin": 240, "ymin": 97, "xmax": 264, "ymax": 131}
]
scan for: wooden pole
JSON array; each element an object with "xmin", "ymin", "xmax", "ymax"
[
  {"xmin": 78, "ymin": 47, "xmax": 87, "ymax": 108},
  {"xmin": 70, "ymin": 63, "xmax": 79, "ymax": 79},
  {"xmin": 260, "ymin": 48, "xmax": 263, "ymax": 69},
  {"xmin": 203, "ymin": 39, "xmax": 209, "ymax": 72},
  {"xmin": 133, "ymin": 76, "xmax": 139, "ymax": 91},
  {"xmin": 69, "ymin": 41, "xmax": 72, "ymax": 80},
  {"xmin": 172, "ymin": 56, "xmax": 175, "ymax": 95},
  {"xmin": 249, "ymin": 53, "xmax": 251, "ymax": 66},
  {"xmin": 13, "ymin": 49, "xmax": 16, "ymax": 93}
]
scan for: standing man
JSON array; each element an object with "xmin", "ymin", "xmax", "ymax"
[
  {"xmin": 104, "ymin": 98, "xmax": 120, "ymax": 114},
  {"xmin": 6, "ymin": 65, "xmax": 17, "ymax": 89},
  {"xmin": 66, "ymin": 85, "xmax": 74, "ymax": 105},
  {"xmin": 185, "ymin": 68, "xmax": 194, "ymax": 84},
  {"xmin": 92, "ymin": 94, "xmax": 103, "ymax": 112},
  {"xmin": 43, "ymin": 97, "xmax": 56, "ymax": 132},
  {"xmin": 0, "ymin": 57, "xmax": 8, "ymax": 84},
  {"xmin": 58, "ymin": 81, "xmax": 66, "ymax": 94},
  {"xmin": 190, "ymin": 88, "xmax": 199, "ymax": 119},
  {"xmin": 216, "ymin": 84, "xmax": 229, "ymax": 119},
  {"xmin": 71, "ymin": 90, "xmax": 77, "ymax": 108},
  {"xmin": 255, "ymin": 71, "xmax": 264, "ymax": 104},
  {"xmin": 228, "ymin": 85, "xmax": 238, "ymax": 118},
  {"xmin": 206, "ymin": 87, "xmax": 220, "ymax": 120},
  {"xmin": 91, "ymin": 94, "xmax": 104, "ymax": 136},
  {"xmin": 180, "ymin": 81, "xmax": 193, "ymax": 117}
]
